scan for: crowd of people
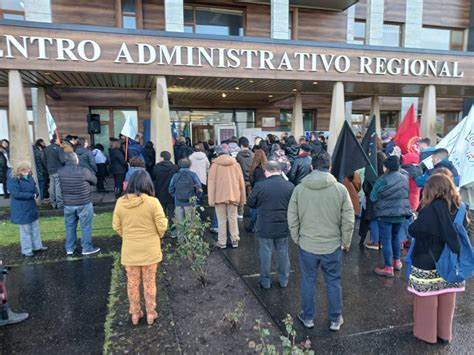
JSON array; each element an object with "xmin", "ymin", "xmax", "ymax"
[{"xmin": 1, "ymin": 129, "xmax": 472, "ymax": 346}]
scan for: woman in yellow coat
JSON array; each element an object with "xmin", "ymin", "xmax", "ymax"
[{"xmin": 112, "ymin": 170, "xmax": 168, "ymax": 325}]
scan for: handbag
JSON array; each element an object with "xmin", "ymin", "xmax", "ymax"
[{"xmin": 434, "ymin": 203, "xmax": 474, "ymax": 283}]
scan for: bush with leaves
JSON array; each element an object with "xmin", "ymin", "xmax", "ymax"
[
  {"xmin": 223, "ymin": 301, "xmax": 245, "ymax": 329},
  {"xmin": 166, "ymin": 201, "xmax": 211, "ymax": 286},
  {"xmin": 250, "ymin": 315, "xmax": 314, "ymax": 355}
]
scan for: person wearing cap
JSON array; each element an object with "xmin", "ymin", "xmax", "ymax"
[
  {"xmin": 288, "ymin": 144, "xmax": 312, "ymax": 186},
  {"xmin": 208, "ymin": 145, "xmax": 246, "ymax": 248},
  {"xmin": 370, "ymin": 156, "xmax": 411, "ymax": 277}
]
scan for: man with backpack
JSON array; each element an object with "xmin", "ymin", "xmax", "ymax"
[{"xmin": 168, "ymin": 158, "xmax": 202, "ymax": 242}]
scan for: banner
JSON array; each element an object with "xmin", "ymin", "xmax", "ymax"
[
  {"xmin": 393, "ymin": 104, "xmax": 420, "ymax": 154},
  {"xmin": 427, "ymin": 106, "xmax": 474, "ymax": 187},
  {"xmin": 46, "ymin": 105, "xmax": 57, "ymax": 140},
  {"xmin": 120, "ymin": 115, "xmax": 137, "ymax": 139}
]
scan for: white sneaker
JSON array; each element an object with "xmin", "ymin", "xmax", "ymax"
[
  {"xmin": 237, "ymin": 214, "xmax": 243, "ymax": 219},
  {"xmin": 330, "ymin": 316, "xmax": 344, "ymax": 331},
  {"xmin": 82, "ymin": 247, "xmax": 101, "ymax": 256}
]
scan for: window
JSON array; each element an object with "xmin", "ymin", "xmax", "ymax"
[
  {"xmin": 421, "ymin": 27, "xmax": 465, "ymax": 51},
  {"xmin": 353, "ymin": 20, "xmax": 366, "ymax": 45},
  {"xmin": 435, "ymin": 111, "xmax": 462, "ymax": 136},
  {"xmin": 0, "ymin": 108, "xmax": 35, "ymax": 142},
  {"xmin": 380, "ymin": 111, "xmax": 400, "ymax": 131},
  {"xmin": 184, "ymin": 5, "xmax": 244, "ymax": 36},
  {"xmin": 279, "ymin": 110, "xmax": 317, "ymax": 132},
  {"xmin": 90, "ymin": 108, "xmax": 138, "ymax": 153},
  {"xmin": 383, "ymin": 23, "xmax": 402, "ymax": 47},
  {"xmin": 122, "ymin": 0, "xmax": 136, "ymax": 29},
  {"xmin": 0, "ymin": 0, "xmax": 25, "ymax": 20}
]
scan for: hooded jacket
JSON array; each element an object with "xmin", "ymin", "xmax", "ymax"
[
  {"xmin": 416, "ymin": 159, "xmax": 460, "ymax": 187},
  {"xmin": 76, "ymin": 147, "xmax": 98, "ymax": 173},
  {"xmin": 152, "ymin": 160, "xmax": 178, "ymax": 206},
  {"xmin": 236, "ymin": 149, "xmax": 254, "ymax": 182},
  {"xmin": 288, "ymin": 170, "xmax": 354, "ymax": 254},
  {"xmin": 208, "ymin": 154, "xmax": 246, "ymax": 206},
  {"xmin": 112, "ymin": 193, "xmax": 168, "ymax": 266},
  {"xmin": 7, "ymin": 174, "xmax": 39, "ymax": 225},
  {"xmin": 189, "ymin": 151, "xmax": 210, "ymax": 185}
]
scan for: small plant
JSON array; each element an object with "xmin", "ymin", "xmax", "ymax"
[
  {"xmin": 250, "ymin": 315, "xmax": 314, "ymax": 355},
  {"xmin": 166, "ymin": 200, "xmax": 211, "ymax": 286},
  {"xmin": 223, "ymin": 301, "xmax": 245, "ymax": 329}
]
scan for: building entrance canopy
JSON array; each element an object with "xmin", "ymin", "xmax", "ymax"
[{"xmin": 0, "ymin": 21, "xmax": 473, "ymax": 97}]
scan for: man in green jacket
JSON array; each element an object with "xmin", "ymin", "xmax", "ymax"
[{"xmin": 288, "ymin": 152, "xmax": 354, "ymax": 331}]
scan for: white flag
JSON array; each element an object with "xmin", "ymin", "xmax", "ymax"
[
  {"xmin": 424, "ymin": 106, "xmax": 474, "ymax": 187},
  {"xmin": 120, "ymin": 115, "xmax": 137, "ymax": 139},
  {"xmin": 46, "ymin": 105, "xmax": 57, "ymax": 140}
]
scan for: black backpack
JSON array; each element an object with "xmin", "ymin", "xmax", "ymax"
[{"xmin": 174, "ymin": 170, "xmax": 197, "ymax": 202}]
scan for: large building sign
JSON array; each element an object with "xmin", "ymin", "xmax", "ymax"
[{"xmin": 0, "ymin": 24, "xmax": 472, "ymax": 86}]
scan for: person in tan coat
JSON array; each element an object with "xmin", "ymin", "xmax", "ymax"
[
  {"xmin": 343, "ymin": 172, "xmax": 362, "ymax": 216},
  {"xmin": 208, "ymin": 145, "xmax": 246, "ymax": 249},
  {"xmin": 112, "ymin": 170, "xmax": 168, "ymax": 326}
]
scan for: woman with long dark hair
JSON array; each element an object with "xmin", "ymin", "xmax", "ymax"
[
  {"xmin": 407, "ymin": 174, "xmax": 467, "ymax": 344},
  {"xmin": 113, "ymin": 170, "xmax": 168, "ymax": 326}
]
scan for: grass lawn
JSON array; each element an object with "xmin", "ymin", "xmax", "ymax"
[{"xmin": 0, "ymin": 212, "xmax": 116, "ymax": 246}]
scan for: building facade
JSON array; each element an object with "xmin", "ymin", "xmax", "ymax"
[{"xmin": 0, "ymin": 0, "xmax": 473, "ymax": 165}]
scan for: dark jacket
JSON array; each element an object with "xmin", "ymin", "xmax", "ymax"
[
  {"xmin": 7, "ymin": 174, "xmax": 38, "ymax": 225},
  {"xmin": 33, "ymin": 146, "xmax": 48, "ymax": 181},
  {"xmin": 152, "ymin": 160, "xmax": 179, "ymax": 206},
  {"xmin": 250, "ymin": 166, "xmax": 266, "ymax": 187},
  {"xmin": 236, "ymin": 149, "xmax": 254, "ymax": 183},
  {"xmin": 284, "ymin": 144, "xmax": 300, "ymax": 163},
  {"xmin": 248, "ymin": 175, "xmax": 294, "ymax": 239},
  {"xmin": 0, "ymin": 151, "xmax": 8, "ymax": 180},
  {"xmin": 109, "ymin": 148, "xmax": 128, "ymax": 175},
  {"xmin": 416, "ymin": 159, "xmax": 460, "ymax": 187},
  {"xmin": 58, "ymin": 163, "xmax": 97, "ymax": 206},
  {"xmin": 174, "ymin": 142, "xmax": 193, "ymax": 163},
  {"xmin": 44, "ymin": 143, "xmax": 65, "ymax": 175},
  {"xmin": 76, "ymin": 147, "xmax": 97, "ymax": 173},
  {"xmin": 310, "ymin": 140, "xmax": 323, "ymax": 155},
  {"xmin": 288, "ymin": 155, "xmax": 312, "ymax": 185},
  {"xmin": 144, "ymin": 148, "xmax": 156, "ymax": 176},
  {"xmin": 371, "ymin": 171, "xmax": 411, "ymax": 218},
  {"xmin": 127, "ymin": 139, "xmax": 144, "ymax": 160},
  {"xmin": 408, "ymin": 199, "xmax": 461, "ymax": 270}
]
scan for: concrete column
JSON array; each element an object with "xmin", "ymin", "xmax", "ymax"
[
  {"xmin": 291, "ymin": 93, "xmax": 303, "ymax": 138},
  {"xmin": 404, "ymin": 0, "xmax": 423, "ymax": 48},
  {"xmin": 328, "ymin": 82, "xmax": 345, "ymax": 155},
  {"xmin": 420, "ymin": 85, "xmax": 437, "ymax": 143},
  {"xmin": 345, "ymin": 101, "xmax": 352, "ymax": 123},
  {"xmin": 165, "ymin": 0, "xmax": 184, "ymax": 32},
  {"xmin": 401, "ymin": 97, "xmax": 419, "ymax": 123},
  {"xmin": 366, "ymin": 0, "xmax": 384, "ymax": 45},
  {"xmin": 24, "ymin": 0, "xmax": 52, "ymax": 22},
  {"xmin": 271, "ymin": 0, "xmax": 290, "ymax": 39},
  {"xmin": 151, "ymin": 76, "xmax": 174, "ymax": 163},
  {"xmin": 346, "ymin": 5, "xmax": 356, "ymax": 43},
  {"xmin": 31, "ymin": 87, "xmax": 50, "ymax": 144},
  {"xmin": 8, "ymin": 70, "xmax": 37, "ymax": 178},
  {"xmin": 370, "ymin": 96, "xmax": 381, "ymax": 137}
]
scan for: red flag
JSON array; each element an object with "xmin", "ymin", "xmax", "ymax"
[{"xmin": 393, "ymin": 104, "xmax": 420, "ymax": 154}]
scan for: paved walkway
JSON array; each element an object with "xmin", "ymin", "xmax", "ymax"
[
  {"xmin": 219, "ymin": 220, "xmax": 474, "ymax": 354},
  {"xmin": 0, "ymin": 257, "xmax": 113, "ymax": 354}
]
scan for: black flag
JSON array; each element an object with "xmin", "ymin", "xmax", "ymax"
[
  {"xmin": 361, "ymin": 116, "xmax": 378, "ymax": 184},
  {"xmin": 331, "ymin": 121, "xmax": 374, "ymax": 182}
]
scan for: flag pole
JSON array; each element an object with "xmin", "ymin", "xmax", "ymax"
[
  {"xmin": 125, "ymin": 136, "xmax": 129, "ymax": 161},
  {"xmin": 54, "ymin": 128, "xmax": 61, "ymax": 145}
]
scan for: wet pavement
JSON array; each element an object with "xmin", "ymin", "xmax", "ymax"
[
  {"xmin": 0, "ymin": 257, "xmax": 112, "ymax": 354},
  {"xmin": 219, "ymin": 220, "xmax": 474, "ymax": 354}
]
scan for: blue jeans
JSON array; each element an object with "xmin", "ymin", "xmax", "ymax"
[
  {"xmin": 369, "ymin": 220, "xmax": 380, "ymax": 243},
  {"xmin": 378, "ymin": 221, "xmax": 402, "ymax": 266},
  {"xmin": 397, "ymin": 217, "xmax": 412, "ymax": 242},
  {"xmin": 212, "ymin": 211, "xmax": 218, "ymax": 229},
  {"xmin": 258, "ymin": 237, "xmax": 290, "ymax": 288},
  {"xmin": 64, "ymin": 202, "xmax": 94, "ymax": 253},
  {"xmin": 250, "ymin": 208, "xmax": 257, "ymax": 222},
  {"xmin": 299, "ymin": 248, "xmax": 342, "ymax": 322}
]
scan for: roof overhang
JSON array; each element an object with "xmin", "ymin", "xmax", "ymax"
[{"xmin": 234, "ymin": 0, "xmax": 359, "ymax": 11}]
